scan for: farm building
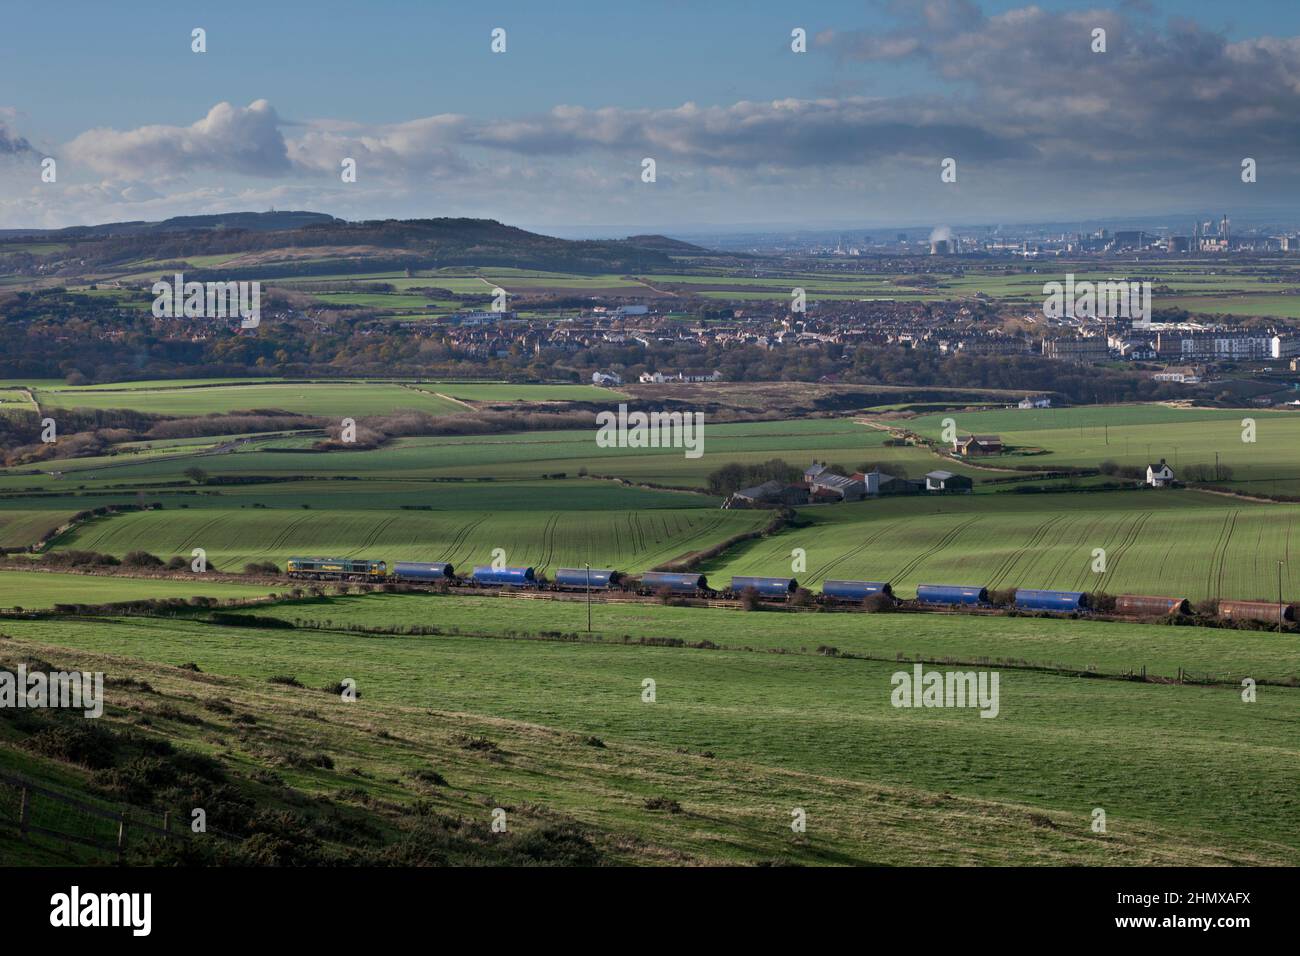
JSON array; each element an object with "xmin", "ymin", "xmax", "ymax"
[
  {"xmin": 953, "ymin": 434, "xmax": 1003, "ymax": 456},
  {"xmin": 808, "ymin": 472, "xmax": 866, "ymax": 502},
  {"xmin": 925, "ymin": 470, "xmax": 973, "ymax": 493},
  {"xmin": 804, "ymin": 461, "xmax": 830, "ymax": 482},
  {"xmin": 854, "ymin": 470, "xmax": 923, "ymax": 496},
  {"xmin": 724, "ymin": 480, "xmax": 809, "ymax": 508},
  {"xmin": 591, "ymin": 371, "xmax": 623, "ymax": 386},
  {"xmin": 1018, "ymin": 395, "xmax": 1051, "ymax": 409},
  {"xmin": 1146, "ymin": 459, "xmax": 1175, "ymax": 487}
]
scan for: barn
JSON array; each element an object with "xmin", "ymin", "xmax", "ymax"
[
  {"xmin": 925, "ymin": 470, "xmax": 974, "ymax": 493},
  {"xmin": 953, "ymin": 435, "xmax": 1003, "ymax": 456}
]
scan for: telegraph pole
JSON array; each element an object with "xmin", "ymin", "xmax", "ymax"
[{"xmin": 585, "ymin": 562, "xmax": 592, "ymax": 633}]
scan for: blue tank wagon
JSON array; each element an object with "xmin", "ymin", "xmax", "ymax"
[
  {"xmin": 915, "ymin": 584, "xmax": 989, "ymax": 606},
  {"xmin": 392, "ymin": 562, "xmax": 455, "ymax": 582},
  {"xmin": 639, "ymin": 571, "xmax": 710, "ymax": 594},
  {"xmin": 1014, "ymin": 589, "xmax": 1089, "ymax": 612},
  {"xmin": 471, "ymin": 566, "xmax": 537, "ymax": 587},
  {"xmin": 730, "ymin": 576, "xmax": 799, "ymax": 598},
  {"xmin": 822, "ymin": 580, "xmax": 894, "ymax": 602},
  {"xmin": 554, "ymin": 568, "xmax": 623, "ymax": 590}
]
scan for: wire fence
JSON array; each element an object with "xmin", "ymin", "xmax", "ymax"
[{"xmin": 0, "ymin": 771, "xmax": 222, "ymax": 864}]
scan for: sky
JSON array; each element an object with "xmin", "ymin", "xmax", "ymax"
[{"xmin": 2, "ymin": 0, "xmax": 1300, "ymax": 235}]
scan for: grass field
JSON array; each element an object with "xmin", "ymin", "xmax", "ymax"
[
  {"xmin": 705, "ymin": 491, "xmax": 1300, "ymax": 602},
  {"xmin": 33, "ymin": 382, "xmax": 465, "ymax": 418},
  {"xmin": 49, "ymin": 506, "xmax": 769, "ymax": 573},
  {"xmin": 4, "ymin": 607, "xmax": 1295, "ymax": 861},
  {"xmin": 907, "ymin": 404, "xmax": 1300, "ymax": 494},
  {"xmin": 22, "ymin": 378, "xmax": 623, "ymax": 418},
  {"xmin": 0, "ymin": 569, "xmax": 279, "ymax": 608},
  {"xmin": 7, "ymin": 419, "xmax": 952, "ymax": 490},
  {"xmin": 0, "ymin": 510, "xmax": 70, "ymax": 548},
  {"xmin": 226, "ymin": 591, "xmax": 1300, "ymax": 683},
  {"xmin": 3, "ymin": 626, "xmax": 1259, "ymax": 866}
]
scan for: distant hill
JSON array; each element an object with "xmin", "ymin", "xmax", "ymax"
[
  {"xmin": 0, "ymin": 213, "xmax": 713, "ymax": 276},
  {"xmin": 0, "ymin": 210, "xmax": 339, "ymax": 239}
]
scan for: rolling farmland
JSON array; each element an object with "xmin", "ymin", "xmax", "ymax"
[
  {"xmin": 907, "ymin": 404, "xmax": 1300, "ymax": 494},
  {"xmin": 32, "ymin": 381, "xmax": 465, "ymax": 417},
  {"xmin": 6, "ymin": 610, "xmax": 1296, "ymax": 860},
  {"xmin": 231, "ymin": 592, "xmax": 1300, "ymax": 683},
  {"xmin": 0, "ymin": 569, "xmax": 279, "ymax": 608},
  {"xmin": 49, "ymin": 507, "xmax": 770, "ymax": 573},
  {"xmin": 19, "ymin": 377, "xmax": 623, "ymax": 418},
  {"xmin": 5, "ymin": 419, "xmax": 956, "ymax": 491},
  {"xmin": 707, "ymin": 491, "xmax": 1300, "ymax": 602}
]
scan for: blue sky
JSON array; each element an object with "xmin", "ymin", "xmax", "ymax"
[{"xmin": 2, "ymin": 0, "xmax": 1299, "ymax": 232}]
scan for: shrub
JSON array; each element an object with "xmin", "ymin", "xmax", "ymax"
[
  {"xmin": 643, "ymin": 796, "xmax": 682, "ymax": 813},
  {"xmin": 122, "ymin": 550, "xmax": 164, "ymax": 568},
  {"xmin": 861, "ymin": 593, "xmax": 894, "ymax": 612},
  {"xmin": 1090, "ymin": 592, "xmax": 1117, "ymax": 612},
  {"xmin": 404, "ymin": 768, "xmax": 448, "ymax": 787}
]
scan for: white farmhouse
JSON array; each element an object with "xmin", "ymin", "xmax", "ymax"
[{"xmin": 1146, "ymin": 459, "xmax": 1175, "ymax": 487}]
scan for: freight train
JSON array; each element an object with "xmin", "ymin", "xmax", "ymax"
[{"xmin": 283, "ymin": 556, "xmax": 1294, "ymax": 624}]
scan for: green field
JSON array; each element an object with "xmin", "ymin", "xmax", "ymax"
[
  {"xmin": 0, "ymin": 569, "xmax": 279, "ymax": 608},
  {"xmin": 908, "ymin": 404, "xmax": 1300, "ymax": 495},
  {"xmin": 5, "ymin": 419, "xmax": 944, "ymax": 490},
  {"xmin": 33, "ymin": 381, "xmax": 465, "ymax": 417},
  {"xmin": 49, "ymin": 506, "xmax": 768, "ymax": 573},
  {"xmin": 0, "ymin": 510, "xmax": 69, "ymax": 548},
  {"xmin": 228, "ymin": 591, "xmax": 1300, "ymax": 683},
  {"xmin": 3, "ymin": 603, "xmax": 1295, "ymax": 862},
  {"xmin": 20, "ymin": 378, "xmax": 623, "ymax": 418},
  {"xmin": 705, "ymin": 491, "xmax": 1300, "ymax": 602}
]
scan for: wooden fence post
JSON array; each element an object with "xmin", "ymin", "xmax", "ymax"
[
  {"xmin": 117, "ymin": 811, "xmax": 128, "ymax": 864},
  {"xmin": 18, "ymin": 787, "xmax": 30, "ymax": 841}
]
